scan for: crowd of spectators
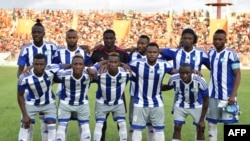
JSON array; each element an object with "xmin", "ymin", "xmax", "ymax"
[{"xmin": 0, "ymin": 8, "xmax": 249, "ymax": 64}]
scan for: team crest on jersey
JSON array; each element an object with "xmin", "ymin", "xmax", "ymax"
[
  {"xmin": 220, "ymin": 57, "xmax": 226, "ymax": 62},
  {"xmin": 46, "ymin": 76, "xmax": 52, "ymax": 81},
  {"xmin": 192, "ymin": 56, "xmax": 198, "ymax": 61},
  {"xmin": 119, "ymin": 78, "xmax": 125, "ymax": 83},
  {"xmin": 157, "ymin": 69, "xmax": 163, "ymax": 74},
  {"xmin": 45, "ymin": 49, "xmax": 51, "ymax": 55},
  {"xmin": 191, "ymin": 88, "xmax": 198, "ymax": 92}
]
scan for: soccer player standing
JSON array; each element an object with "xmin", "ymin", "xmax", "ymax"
[
  {"xmin": 128, "ymin": 35, "xmax": 165, "ymax": 141},
  {"xmin": 17, "ymin": 19, "xmax": 58, "ymax": 141},
  {"xmin": 52, "ymin": 29, "xmax": 92, "ymax": 140},
  {"xmin": 129, "ymin": 42, "xmax": 174, "ymax": 141},
  {"xmin": 206, "ymin": 29, "xmax": 241, "ymax": 141},
  {"xmin": 161, "ymin": 28, "xmax": 210, "ymax": 139},
  {"xmin": 93, "ymin": 52, "xmax": 130, "ymax": 141},
  {"xmin": 90, "ymin": 29, "xmax": 128, "ymax": 141}
]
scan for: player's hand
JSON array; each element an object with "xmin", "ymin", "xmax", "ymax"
[
  {"xmin": 79, "ymin": 45, "xmax": 91, "ymax": 54},
  {"xmin": 197, "ymin": 120, "xmax": 205, "ymax": 132},
  {"xmin": 120, "ymin": 63, "xmax": 132, "ymax": 75},
  {"xmin": 193, "ymin": 70, "xmax": 203, "ymax": 77},
  {"xmin": 197, "ymin": 120, "xmax": 205, "ymax": 139},
  {"xmin": 22, "ymin": 115, "xmax": 31, "ymax": 129},
  {"xmin": 87, "ymin": 67, "xmax": 98, "ymax": 80},
  {"xmin": 22, "ymin": 66, "xmax": 33, "ymax": 76},
  {"xmin": 228, "ymin": 95, "xmax": 236, "ymax": 105},
  {"xmin": 99, "ymin": 64, "xmax": 108, "ymax": 74}
]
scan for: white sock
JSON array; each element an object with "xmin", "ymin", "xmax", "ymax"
[
  {"xmin": 196, "ymin": 140, "xmax": 205, "ymax": 141},
  {"xmin": 172, "ymin": 139, "xmax": 181, "ymax": 141},
  {"xmin": 208, "ymin": 122, "xmax": 217, "ymax": 141},
  {"xmin": 56, "ymin": 122, "xmax": 67, "ymax": 141},
  {"xmin": 154, "ymin": 130, "xmax": 165, "ymax": 141},
  {"xmin": 18, "ymin": 123, "xmax": 30, "ymax": 141},
  {"xmin": 80, "ymin": 123, "xmax": 91, "ymax": 141},
  {"xmin": 147, "ymin": 125, "xmax": 154, "ymax": 141},
  {"xmin": 93, "ymin": 122, "xmax": 104, "ymax": 141},
  {"xmin": 40, "ymin": 115, "xmax": 48, "ymax": 141},
  {"xmin": 18, "ymin": 127, "xmax": 29, "ymax": 141},
  {"xmin": 118, "ymin": 121, "xmax": 127, "ymax": 141},
  {"xmin": 132, "ymin": 130, "xmax": 142, "ymax": 141},
  {"xmin": 129, "ymin": 127, "xmax": 133, "ymax": 141},
  {"xmin": 18, "ymin": 128, "xmax": 29, "ymax": 141},
  {"xmin": 47, "ymin": 124, "xmax": 56, "ymax": 141}
]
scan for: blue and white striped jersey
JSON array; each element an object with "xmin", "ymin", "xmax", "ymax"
[
  {"xmin": 129, "ymin": 58, "xmax": 173, "ymax": 107},
  {"xmin": 208, "ymin": 47, "xmax": 240, "ymax": 100},
  {"xmin": 95, "ymin": 67, "xmax": 130, "ymax": 105},
  {"xmin": 17, "ymin": 64, "xmax": 61, "ymax": 105},
  {"xmin": 53, "ymin": 47, "xmax": 92, "ymax": 65},
  {"xmin": 162, "ymin": 47, "xmax": 209, "ymax": 70},
  {"xmin": 128, "ymin": 51, "xmax": 165, "ymax": 97},
  {"xmin": 168, "ymin": 74, "xmax": 208, "ymax": 108},
  {"xmin": 17, "ymin": 41, "xmax": 58, "ymax": 66},
  {"xmin": 56, "ymin": 69, "xmax": 91, "ymax": 106}
]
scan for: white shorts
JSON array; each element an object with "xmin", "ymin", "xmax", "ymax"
[
  {"xmin": 25, "ymin": 103, "xmax": 57, "ymax": 123},
  {"xmin": 95, "ymin": 102, "xmax": 126, "ymax": 122},
  {"xmin": 57, "ymin": 102, "xmax": 90, "ymax": 124},
  {"xmin": 206, "ymin": 98, "xmax": 239, "ymax": 124},
  {"xmin": 174, "ymin": 106, "xmax": 202, "ymax": 125},
  {"xmin": 131, "ymin": 106, "xmax": 165, "ymax": 131}
]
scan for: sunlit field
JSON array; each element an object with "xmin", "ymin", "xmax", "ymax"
[{"xmin": 0, "ymin": 67, "xmax": 249, "ymax": 141}]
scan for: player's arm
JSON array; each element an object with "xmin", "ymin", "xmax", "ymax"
[
  {"xmin": 197, "ymin": 90, "xmax": 209, "ymax": 133},
  {"xmin": 161, "ymin": 84, "xmax": 174, "ymax": 91},
  {"xmin": 162, "ymin": 75, "xmax": 175, "ymax": 91},
  {"xmin": 228, "ymin": 68, "xmax": 241, "ymax": 104},
  {"xmin": 17, "ymin": 66, "xmax": 25, "ymax": 78},
  {"xmin": 17, "ymin": 89, "xmax": 31, "ymax": 129}
]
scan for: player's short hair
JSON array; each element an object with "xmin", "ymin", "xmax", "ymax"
[
  {"xmin": 72, "ymin": 53, "xmax": 84, "ymax": 63},
  {"xmin": 214, "ymin": 29, "xmax": 227, "ymax": 36},
  {"xmin": 103, "ymin": 29, "xmax": 116, "ymax": 37},
  {"xmin": 181, "ymin": 28, "xmax": 197, "ymax": 44},
  {"xmin": 66, "ymin": 29, "xmax": 77, "ymax": 34},
  {"xmin": 179, "ymin": 63, "xmax": 192, "ymax": 71},
  {"xmin": 108, "ymin": 52, "xmax": 120, "ymax": 61},
  {"xmin": 147, "ymin": 42, "xmax": 159, "ymax": 49},
  {"xmin": 139, "ymin": 35, "xmax": 150, "ymax": 42},
  {"xmin": 33, "ymin": 19, "xmax": 44, "ymax": 28},
  {"xmin": 34, "ymin": 53, "xmax": 46, "ymax": 60}
]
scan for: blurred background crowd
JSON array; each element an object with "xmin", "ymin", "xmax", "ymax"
[{"xmin": 0, "ymin": 8, "xmax": 249, "ymax": 65}]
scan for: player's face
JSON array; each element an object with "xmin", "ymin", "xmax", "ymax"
[
  {"xmin": 108, "ymin": 56, "xmax": 120, "ymax": 72},
  {"xmin": 213, "ymin": 33, "xmax": 227, "ymax": 52},
  {"xmin": 179, "ymin": 67, "xmax": 192, "ymax": 83},
  {"xmin": 103, "ymin": 33, "xmax": 116, "ymax": 49},
  {"xmin": 146, "ymin": 46, "xmax": 159, "ymax": 64},
  {"xmin": 33, "ymin": 58, "xmax": 46, "ymax": 76},
  {"xmin": 31, "ymin": 26, "xmax": 45, "ymax": 44},
  {"xmin": 181, "ymin": 33, "xmax": 194, "ymax": 49},
  {"xmin": 66, "ymin": 31, "xmax": 78, "ymax": 49},
  {"xmin": 72, "ymin": 57, "xmax": 85, "ymax": 75},
  {"xmin": 137, "ymin": 38, "xmax": 149, "ymax": 55}
]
